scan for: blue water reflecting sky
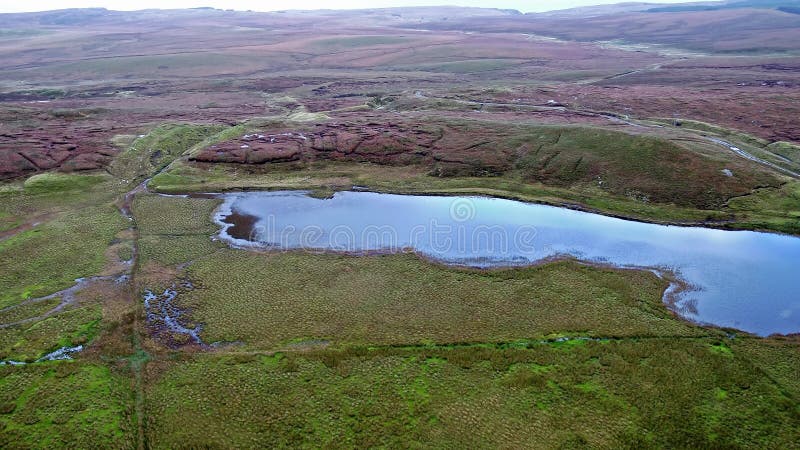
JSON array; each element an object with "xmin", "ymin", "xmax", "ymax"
[{"xmin": 216, "ymin": 191, "xmax": 800, "ymax": 336}]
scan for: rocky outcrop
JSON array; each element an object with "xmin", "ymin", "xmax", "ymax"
[
  {"xmin": 191, "ymin": 121, "xmax": 513, "ymax": 176},
  {"xmin": 0, "ymin": 108, "xmax": 117, "ymax": 180}
]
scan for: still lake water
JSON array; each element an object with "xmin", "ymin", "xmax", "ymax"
[{"xmin": 214, "ymin": 190, "xmax": 800, "ymax": 336}]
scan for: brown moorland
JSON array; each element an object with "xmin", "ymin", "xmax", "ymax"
[{"xmin": 2, "ymin": 5, "xmax": 800, "ymax": 448}]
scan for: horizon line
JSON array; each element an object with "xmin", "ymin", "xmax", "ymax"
[{"xmin": 0, "ymin": 1, "xmax": 692, "ymax": 16}]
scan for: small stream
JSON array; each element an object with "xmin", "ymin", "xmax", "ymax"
[
  {"xmin": 143, "ymin": 281, "xmax": 204, "ymax": 347},
  {"xmin": 707, "ymin": 137, "xmax": 800, "ymax": 178},
  {"xmin": 0, "ymin": 345, "xmax": 85, "ymax": 366},
  {"xmin": 1, "ymin": 177, "xmax": 146, "ymax": 365},
  {"xmin": 0, "ymin": 275, "xmax": 128, "ymax": 330}
]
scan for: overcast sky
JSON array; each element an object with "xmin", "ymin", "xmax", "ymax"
[{"xmin": 0, "ymin": 0, "xmax": 696, "ymax": 14}]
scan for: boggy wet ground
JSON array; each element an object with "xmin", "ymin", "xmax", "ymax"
[
  {"xmin": 0, "ymin": 275, "xmax": 129, "ymax": 330},
  {"xmin": 0, "ymin": 345, "xmax": 84, "ymax": 366},
  {"xmin": 214, "ymin": 190, "xmax": 800, "ymax": 336},
  {"xmin": 143, "ymin": 280, "xmax": 204, "ymax": 348}
]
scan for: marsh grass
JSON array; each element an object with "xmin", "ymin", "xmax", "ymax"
[
  {"xmin": 726, "ymin": 181, "xmax": 800, "ymax": 234},
  {"xmin": 143, "ymin": 338, "xmax": 800, "ymax": 448},
  {"xmin": 179, "ymin": 251, "xmax": 710, "ymax": 348},
  {"xmin": 0, "ymin": 298, "xmax": 62, "ymax": 327},
  {"xmin": 128, "ymin": 189, "xmax": 796, "ymax": 447},
  {"xmin": 129, "ymin": 193, "xmax": 714, "ymax": 351},
  {"xmin": 1, "ymin": 117, "xmax": 796, "ymax": 447},
  {"xmin": 0, "ymin": 305, "xmax": 101, "ymax": 361},
  {"xmin": 0, "ymin": 363, "xmax": 134, "ymax": 448},
  {"xmin": 0, "ymin": 173, "xmax": 129, "ymax": 361},
  {"xmin": 133, "ymin": 195, "xmax": 220, "ymax": 236},
  {"xmin": 138, "ymin": 235, "xmax": 221, "ymax": 268},
  {"xmin": 0, "ymin": 204, "xmax": 126, "ymax": 309}
]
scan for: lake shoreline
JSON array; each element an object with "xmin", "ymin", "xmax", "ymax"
[
  {"xmin": 207, "ymin": 189, "xmax": 800, "ymax": 337},
  {"xmin": 156, "ymin": 184, "xmax": 800, "ymax": 238}
]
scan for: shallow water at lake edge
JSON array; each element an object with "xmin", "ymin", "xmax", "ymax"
[{"xmin": 213, "ymin": 190, "xmax": 800, "ymax": 336}]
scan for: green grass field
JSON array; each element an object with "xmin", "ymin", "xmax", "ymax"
[
  {"xmin": 143, "ymin": 338, "xmax": 799, "ymax": 449},
  {"xmin": 0, "ymin": 363, "xmax": 134, "ymax": 448},
  {"xmin": 0, "ymin": 175, "xmax": 127, "ymax": 310},
  {"xmin": 179, "ymin": 252, "xmax": 708, "ymax": 347},
  {"xmin": 111, "ymin": 123, "xmax": 226, "ymax": 183},
  {"xmin": 128, "ymin": 190, "xmax": 797, "ymax": 448},
  {"xmin": 1, "ymin": 118, "xmax": 798, "ymax": 448}
]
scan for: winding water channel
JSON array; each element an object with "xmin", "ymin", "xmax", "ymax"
[{"xmin": 215, "ymin": 190, "xmax": 800, "ymax": 336}]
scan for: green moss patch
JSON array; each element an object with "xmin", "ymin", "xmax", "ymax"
[
  {"xmin": 0, "ymin": 363, "xmax": 134, "ymax": 448},
  {"xmin": 143, "ymin": 339, "xmax": 800, "ymax": 448}
]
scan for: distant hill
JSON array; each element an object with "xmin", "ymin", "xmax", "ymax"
[
  {"xmin": 535, "ymin": 1, "xmax": 721, "ymax": 17},
  {"xmin": 0, "ymin": 6, "xmax": 521, "ymax": 28},
  {"xmin": 646, "ymin": 0, "xmax": 800, "ymax": 12},
  {"xmin": 402, "ymin": 5, "xmax": 800, "ymax": 54},
  {"xmin": 1, "ymin": 4, "xmax": 799, "ymax": 54}
]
